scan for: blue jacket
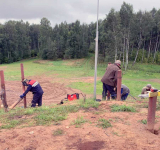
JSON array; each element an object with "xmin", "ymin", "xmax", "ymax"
[{"xmin": 23, "ymin": 80, "xmax": 44, "ymax": 96}]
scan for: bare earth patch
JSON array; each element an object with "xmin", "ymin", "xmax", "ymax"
[
  {"xmin": 0, "ymin": 66, "xmax": 7, "ymax": 70},
  {"xmin": 137, "ymin": 79, "xmax": 160, "ymax": 84},
  {"xmin": 0, "ymin": 76, "xmax": 160, "ymax": 150}
]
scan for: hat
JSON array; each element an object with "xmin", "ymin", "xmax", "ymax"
[
  {"xmin": 23, "ymin": 79, "xmax": 28, "ymax": 82},
  {"xmin": 146, "ymin": 84, "xmax": 151, "ymax": 89},
  {"xmin": 115, "ymin": 60, "xmax": 121, "ymax": 65}
]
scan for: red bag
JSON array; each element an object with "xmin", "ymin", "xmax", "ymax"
[{"xmin": 67, "ymin": 93, "xmax": 79, "ymax": 101}]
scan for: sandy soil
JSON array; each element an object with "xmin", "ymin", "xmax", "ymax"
[{"xmin": 0, "ymin": 76, "xmax": 160, "ymax": 150}]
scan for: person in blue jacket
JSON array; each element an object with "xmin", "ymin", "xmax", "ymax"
[
  {"xmin": 121, "ymin": 84, "xmax": 130, "ymax": 100},
  {"xmin": 20, "ymin": 79, "xmax": 44, "ymax": 107}
]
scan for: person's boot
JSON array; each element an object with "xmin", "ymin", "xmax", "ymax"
[
  {"xmin": 102, "ymin": 96, "xmax": 106, "ymax": 100},
  {"xmin": 102, "ymin": 91, "xmax": 106, "ymax": 100},
  {"xmin": 107, "ymin": 96, "xmax": 110, "ymax": 101},
  {"xmin": 31, "ymin": 103, "xmax": 36, "ymax": 107}
]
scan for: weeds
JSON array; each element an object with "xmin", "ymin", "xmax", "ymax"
[
  {"xmin": 97, "ymin": 118, "xmax": 112, "ymax": 129},
  {"xmin": 111, "ymin": 104, "xmax": 136, "ymax": 112},
  {"xmin": 140, "ymin": 119, "xmax": 147, "ymax": 124},
  {"xmin": 0, "ymin": 105, "xmax": 80, "ymax": 129},
  {"xmin": 0, "ymin": 99, "xmax": 98, "ymax": 129},
  {"xmin": 79, "ymin": 99, "xmax": 100, "ymax": 109},
  {"xmin": 71, "ymin": 116, "xmax": 87, "ymax": 127},
  {"xmin": 112, "ymin": 131, "xmax": 120, "ymax": 136},
  {"xmin": 0, "ymin": 119, "xmax": 24, "ymax": 129},
  {"xmin": 53, "ymin": 129, "xmax": 64, "ymax": 136}
]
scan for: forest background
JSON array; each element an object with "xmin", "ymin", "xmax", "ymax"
[{"xmin": 0, "ymin": 2, "xmax": 160, "ymax": 70}]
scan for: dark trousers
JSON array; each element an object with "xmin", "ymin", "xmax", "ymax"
[
  {"xmin": 102, "ymin": 83, "xmax": 116, "ymax": 100},
  {"xmin": 31, "ymin": 93, "xmax": 43, "ymax": 107},
  {"xmin": 121, "ymin": 93, "xmax": 128, "ymax": 101}
]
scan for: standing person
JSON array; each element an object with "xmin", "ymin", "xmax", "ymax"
[
  {"xmin": 101, "ymin": 60, "xmax": 121, "ymax": 100},
  {"xmin": 141, "ymin": 84, "xmax": 152, "ymax": 94},
  {"xmin": 102, "ymin": 62, "xmax": 112, "ymax": 100},
  {"xmin": 121, "ymin": 84, "xmax": 130, "ymax": 100},
  {"xmin": 20, "ymin": 79, "xmax": 44, "ymax": 107}
]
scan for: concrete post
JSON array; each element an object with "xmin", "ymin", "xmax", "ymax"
[{"xmin": 117, "ymin": 70, "xmax": 122, "ymax": 101}]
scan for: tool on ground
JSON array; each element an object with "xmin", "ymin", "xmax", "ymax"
[
  {"xmin": 129, "ymin": 93, "xmax": 137, "ymax": 100},
  {"xmin": 95, "ymin": 99, "xmax": 101, "ymax": 102},
  {"xmin": 9, "ymin": 98, "xmax": 23, "ymax": 110},
  {"xmin": 58, "ymin": 93, "xmax": 86, "ymax": 105}
]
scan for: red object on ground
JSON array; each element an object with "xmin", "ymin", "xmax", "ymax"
[
  {"xmin": 67, "ymin": 94, "xmax": 78, "ymax": 101},
  {"xmin": 67, "ymin": 94, "xmax": 77, "ymax": 101}
]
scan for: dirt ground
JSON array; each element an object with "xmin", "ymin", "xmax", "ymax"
[{"xmin": 0, "ymin": 76, "xmax": 160, "ymax": 150}]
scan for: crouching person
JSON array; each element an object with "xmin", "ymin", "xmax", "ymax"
[
  {"xmin": 20, "ymin": 79, "xmax": 44, "ymax": 107},
  {"xmin": 121, "ymin": 84, "xmax": 130, "ymax": 101}
]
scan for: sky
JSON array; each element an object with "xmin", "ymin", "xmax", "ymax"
[{"xmin": 0, "ymin": 0, "xmax": 160, "ymax": 27}]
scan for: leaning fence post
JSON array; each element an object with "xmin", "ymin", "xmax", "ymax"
[
  {"xmin": 20, "ymin": 64, "xmax": 27, "ymax": 108},
  {"xmin": 117, "ymin": 70, "xmax": 122, "ymax": 101},
  {"xmin": 147, "ymin": 96, "xmax": 157, "ymax": 133},
  {"xmin": 0, "ymin": 70, "xmax": 8, "ymax": 112}
]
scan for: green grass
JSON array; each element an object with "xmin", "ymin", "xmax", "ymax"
[
  {"xmin": 110, "ymin": 104, "xmax": 136, "ymax": 112},
  {"xmin": 71, "ymin": 116, "xmax": 87, "ymax": 127},
  {"xmin": 79, "ymin": 99, "xmax": 100, "ymax": 109},
  {"xmin": 140, "ymin": 119, "xmax": 147, "ymax": 124},
  {"xmin": 0, "ymin": 98, "xmax": 99, "ymax": 129},
  {"xmin": 1, "ymin": 57, "xmax": 160, "ymax": 97},
  {"xmin": 0, "ymin": 105, "xmax": 79, "ymax": 129},
  {"xmin": 97, "ymin": 118, "xmax": 112, "ymax": 129},
  {"xmin": 112, "ymin": 131, "xmax": 121, "ymax": 136},
  {"xmin": 53, "ymin": 129, "xmax": 64, "ymax": 136},
  {"xmin": 0, "ymin": 119, "xmax": 24, "ymax": 129}
]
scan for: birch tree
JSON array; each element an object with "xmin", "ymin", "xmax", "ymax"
[{"xmin": 120, "ymin": 2, "xmax": 133, "ymax": 70}]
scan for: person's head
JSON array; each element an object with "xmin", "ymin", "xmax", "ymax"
[
  {"xmin": 107, "ymin": 62, "xmax": 112, "ymax": 67},
  {"xmin": 146, "ymin": 84, "xmax": 152, "ymax": 90},
  {"xmin": 115, "ymin": 60, "xmax": 121, "ymax": 66},
  {"xmin": 22, "ymin": 79, "xmax": 29, "ymax": 86}
]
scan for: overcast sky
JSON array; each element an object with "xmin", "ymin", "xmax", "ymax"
[{"xmin": 0, "ymin": 0, "xmax": 159, "ymax": 27}]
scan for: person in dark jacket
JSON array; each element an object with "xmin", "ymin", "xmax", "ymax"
[
  {"xmin": 102, "ymin": 62, "xmax": 112, "ymax": 100},
  {"xmin": 101, "ymin": 60, "xmax": 121, "ymax": 100},
  {"xmin": 20, "ymin": 79, "xmax": 44, "ymax": 107}
]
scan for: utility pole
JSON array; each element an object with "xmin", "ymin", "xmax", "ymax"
[{"xmin": 94, "ymin": 0, "xmax": 99, "ymax": 100}]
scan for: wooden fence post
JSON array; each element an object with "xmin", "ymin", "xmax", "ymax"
[
  {"xmin": 20, "ymin": 64, "xmax": 27, "ymax": 108},
  {"xmin": 147, "ymin": 96, "xmax": 157, "ymax": 133},
  {"xmin": 117, "ymin": 70, "xmax": 122, "ymax": 101},
  {"xmin": 0, "ymin": 70, "xmax": 8, "ymax": 112}
]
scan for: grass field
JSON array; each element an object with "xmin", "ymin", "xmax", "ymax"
[
  {"xmin": 0, "ymin": 57, "xmax": 160, "ymax": 150},
  {"xmin": 0, "ymin": 57, "xmax": 160, "ymax": 98}
]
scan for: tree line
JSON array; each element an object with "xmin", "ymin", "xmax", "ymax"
[{"xmin": 0, "ymin": 2, "xmax": 160, "ymax": 69}]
